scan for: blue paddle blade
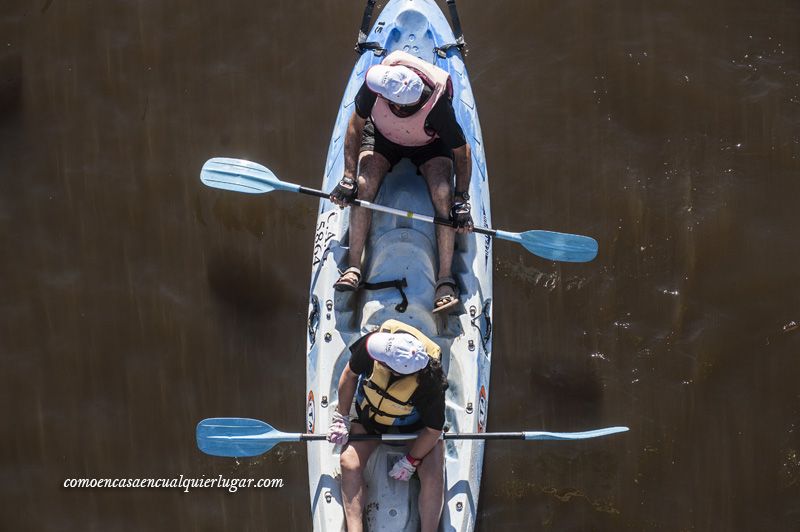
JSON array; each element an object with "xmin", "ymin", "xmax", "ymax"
[
  {"xmin": 200, "ymin": 158, "xmax": 301, "ymax": 195},
  {"xmin": 523, "ymin": 426, "xmax": 629, "ymax": 441},
  {"xmin": 196, "ymin": 418, "xmax": 299, "ymax": 457},
  {"xmin": 495, "ymin": 229, "xmax": 599, "ymax": 262}
]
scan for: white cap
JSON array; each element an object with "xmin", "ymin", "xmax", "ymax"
[
  {"xmin": 365, "ymin": 64, "xmax": 424, "ymax": 105},
  {"xmin": 366, "ymin": 332, "xmax": 429, "ymax": 375}
]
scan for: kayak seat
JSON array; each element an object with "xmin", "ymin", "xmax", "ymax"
[
  {"xmin": 356, "ymin": 160, "xmax": 439, "ymax": 335},
  {"xmin": 369, "ymin": 160, "xmax": 437, "ymax": 242},
  {"xmin": 360, "ymin": 227, "xmax": 437, "ymax": 338},
  {"xmin": 362, "ymin": 446, "xmax": 420, "ymax": 531},
  {"xmin": 383, "ymin": 8, "xmax": 437, "ymax": 63}
]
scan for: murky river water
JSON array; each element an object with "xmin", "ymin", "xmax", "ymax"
[{"xmin": 3, "ymin": 0, "xmax": 799, "ymax": 530}]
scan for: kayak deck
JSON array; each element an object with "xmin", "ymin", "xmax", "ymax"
[{"xmin": 306, "ymin": 1, "xmax": 492, "ymax": 530}]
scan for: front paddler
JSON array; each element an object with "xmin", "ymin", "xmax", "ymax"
[
  {"xmin": 329, "ymin": 50, "xmax": 473, "ymax": 313},
  {"xmin": 327, "ymin": 319, "xmax": 448, "ymax": 532}
]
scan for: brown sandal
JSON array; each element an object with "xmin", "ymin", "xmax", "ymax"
[
  {"xmin": 333, "ymin": 267, "xmax": 361, "ymax": 292},
  {"xmin": 433, "ymin": 277, "xmax": 459, "ymax": 313}
]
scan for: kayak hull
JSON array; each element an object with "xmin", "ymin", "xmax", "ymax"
[{"xmin": 306, "ymin": 2, "xmax": 492, "ymax": 530}]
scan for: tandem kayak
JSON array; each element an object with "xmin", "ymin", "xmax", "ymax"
[{"xmin": 305, "ymin": 0, "xmax": 493, "ymax": 530}]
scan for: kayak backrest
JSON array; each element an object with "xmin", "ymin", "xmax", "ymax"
[{"xmin": 383, "ymin": 8, "xmax": 436, "ymax": 63}]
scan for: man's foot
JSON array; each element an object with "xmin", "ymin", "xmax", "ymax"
[
  {"xmin": 334, "ymin": 267, "xmax": 362, "ymax": 292},
  {"xmin": 432, "ymin": 277, "xmax": 459, "ymax": 313}
]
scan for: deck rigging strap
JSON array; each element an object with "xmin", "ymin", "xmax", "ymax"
[
  {"xmin": 470, "ymin": 300, "xmax": 492, "ymax": 350},
  {"xmin": 362, "ymin": 278, "xmax": 409, "ymax": 313},
  {"xmin": 307, "ymin": 296, "xmax": 320, "ymax": 347},
  {"xmin": 435, "ymin": 0, "xmax": 467, "ymax": 58},
  {"xmin": 355, "ymin": 0, "xmax": 386, "ymax": 56}
]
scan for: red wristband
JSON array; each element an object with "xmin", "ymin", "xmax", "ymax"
[{"xmin": 405, "ymin": 453, "xmax": 422, "ymax": 466}]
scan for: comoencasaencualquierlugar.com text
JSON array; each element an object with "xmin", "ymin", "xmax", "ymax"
[{"xmin": 63, "ymin": 475, "xmax": 284, "ymax": 492}]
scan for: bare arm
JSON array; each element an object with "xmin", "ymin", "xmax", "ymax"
[
  {"xmin": 344, "ymin": 112, "xmax": 367, "ymax": 180},
  {"xmin": 330, "ymin": 112, "xmax": 367, "ymax": 209},
  {"xmin": 409, "ymin": 427, "xmax": 443, "ymax": 460},
  {"xmin": 330, "ymin": 113, "xmax": 368, "ymax": 208},
  {"xmin": 336, "ymin": 364, "xmax": 360, "ymax": 416}
]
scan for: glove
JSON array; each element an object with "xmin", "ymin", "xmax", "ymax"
[
  {"xmin": 389, "ymin": 454, "xmax": 420, "ymax": 481},
  {"xmin": 449, "ymin": 201, "xmax": 473, "ymax": 231},
  {"xmin": 326, "ymin": 411, "xmax": 351, "ymax": 446},
  {"xmin": 330, "ymin": 176, "xmax": 358, "ymax": 206}
]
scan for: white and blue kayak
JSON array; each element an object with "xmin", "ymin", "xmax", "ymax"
[{"xmin": 305, "ymin": 0, "xmax": 493, "ymax": 530}]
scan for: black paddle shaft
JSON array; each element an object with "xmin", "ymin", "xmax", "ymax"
[
  {"xmin": 357, "ymin": 0, "xmax": 377, "ymax": 44},
  {"xmin": 445, "ymin": 0, "xmax": 466, "ymax": 45},
  {"xmin": 297, "ymin": 185, "xmax": 497, "ymax": 238},
  {"xmin": 300, "ymin": 432, "xmax": 525, "ymax": 443}
]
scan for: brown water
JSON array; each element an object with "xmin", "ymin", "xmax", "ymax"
[{"xmin": 3, "ymin": 0, "xmax": 799, "ymax": 530}]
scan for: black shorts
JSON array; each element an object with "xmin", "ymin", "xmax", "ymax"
[
  {"xmin": 360, "ymin": 118, "xmax": 453, "ymax": 171},
  {"xmin": 352, "ymin": 403, "xmax": 425, "ymax": 436}
]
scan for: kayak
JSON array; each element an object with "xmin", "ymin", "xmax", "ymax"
[{"xmin": 305, "ymin": 1, "xmax": 493, "ymax": 530}]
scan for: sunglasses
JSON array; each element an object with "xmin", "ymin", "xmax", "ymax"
[{"xmin": 388, "ymin": 101, "xmax": 421, "ymax": 117}]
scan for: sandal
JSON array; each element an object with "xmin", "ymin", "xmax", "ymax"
[
  {"xmin": 334, "ymin": 267, "xmax": 362, "ymax": 292},
  {"xmin": 432, "ymin": 277, "xmax": 459, "ymax": 314}
]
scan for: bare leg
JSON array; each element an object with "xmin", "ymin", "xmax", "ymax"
[
  {"xmin": 420, "ymin": 156, "xmax": 459, "ymax": 311},
  {"xmin": 419, "ymin": 156, "xmax": 456, "ymax": 279},
  {"xmin": 415, "ymin": 440, "xmax": 445, "ymax": 532},
  {"xmin": 340, "ymin": 424, "xmax": 380, "ymax": 531},
  {"xmin": 338, "ymin": 151, "xmax": 391, "ymax": 286}
]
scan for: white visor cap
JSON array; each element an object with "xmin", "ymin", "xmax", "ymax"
[
  {"xmin": 365, "ymin": 64, "xmax": 425, "ymax": 105},
  {"xmin": 366, "ymin": 332, "xmax": 429, "ymax": 375}
]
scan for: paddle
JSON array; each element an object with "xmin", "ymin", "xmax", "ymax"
[
  {"xmin": 200, "ymin": 157, "xmax": 599, "ymax": 263},
  {"xmin": 196, "ymin": 418, "xmax": 629, "ymax": 458}
]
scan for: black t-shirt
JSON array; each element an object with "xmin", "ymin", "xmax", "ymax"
[
  {"xmin": 348, "ymin": 332, "xmax": 446, "ymax": 431},
  {"xmin": 354, "ymin": 81, "xmax": 467, "ymax": 150}
]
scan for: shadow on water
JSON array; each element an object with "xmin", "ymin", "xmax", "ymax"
[
  {"xmin": 530, "ymin": 357, "xmax": 603, "ymax": 417},
  {"xmin": 0, "ymin": 51, "xmax": 21, "ymax": 120},
  {"xmin": 206, "ymin": 249, "xmax": 295, "ymax": 319}
]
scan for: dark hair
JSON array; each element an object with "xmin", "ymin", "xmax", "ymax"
[{"xmin": 416, "ymin": 357, "xmax": 448, "ymax": 398}]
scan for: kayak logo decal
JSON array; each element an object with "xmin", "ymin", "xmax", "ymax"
[
  {"xmin": 481, "ymin": 206, "xmax": 490, "ymax": 269},
  {"xmin": 311, "ymin": 211, "xmax": 338, "ymax": 269},
  {"xmin": 307, "ymin": 391, "xmax": 315, "ymax": 433},
  {"xmin": 477, "ymin": 386, "xmax": 487, "ymax": 433}
]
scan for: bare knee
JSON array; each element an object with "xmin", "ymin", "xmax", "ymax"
[
  {"xmin": 340, "ymin": 448, "xmax": 363, "ymax": 475},
  {"xmin": 356, "ymin": 174, "xmax": 381, "ymax": 201},
  {"xmin": 429, "ymin": 181, "xmax": 452, "ymax": 214},
  {"xmin": 421, "ymin": 158, "xmax": 454, "ymax": 214},
  {"xmin": 421, "ymin": 156, "xmax": 453, "ymax": 177},
  {"xmin": 416, "ymin": 441, "xmax": 445, "ymax": 479},
  {"xmin": 357, "ymin": 152, "xmax": 389, "ymax": 201}
]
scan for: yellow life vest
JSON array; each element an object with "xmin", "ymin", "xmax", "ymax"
[{"xmin": 357, "ymin": 320, "xmax": 441, "ymax": 427}]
